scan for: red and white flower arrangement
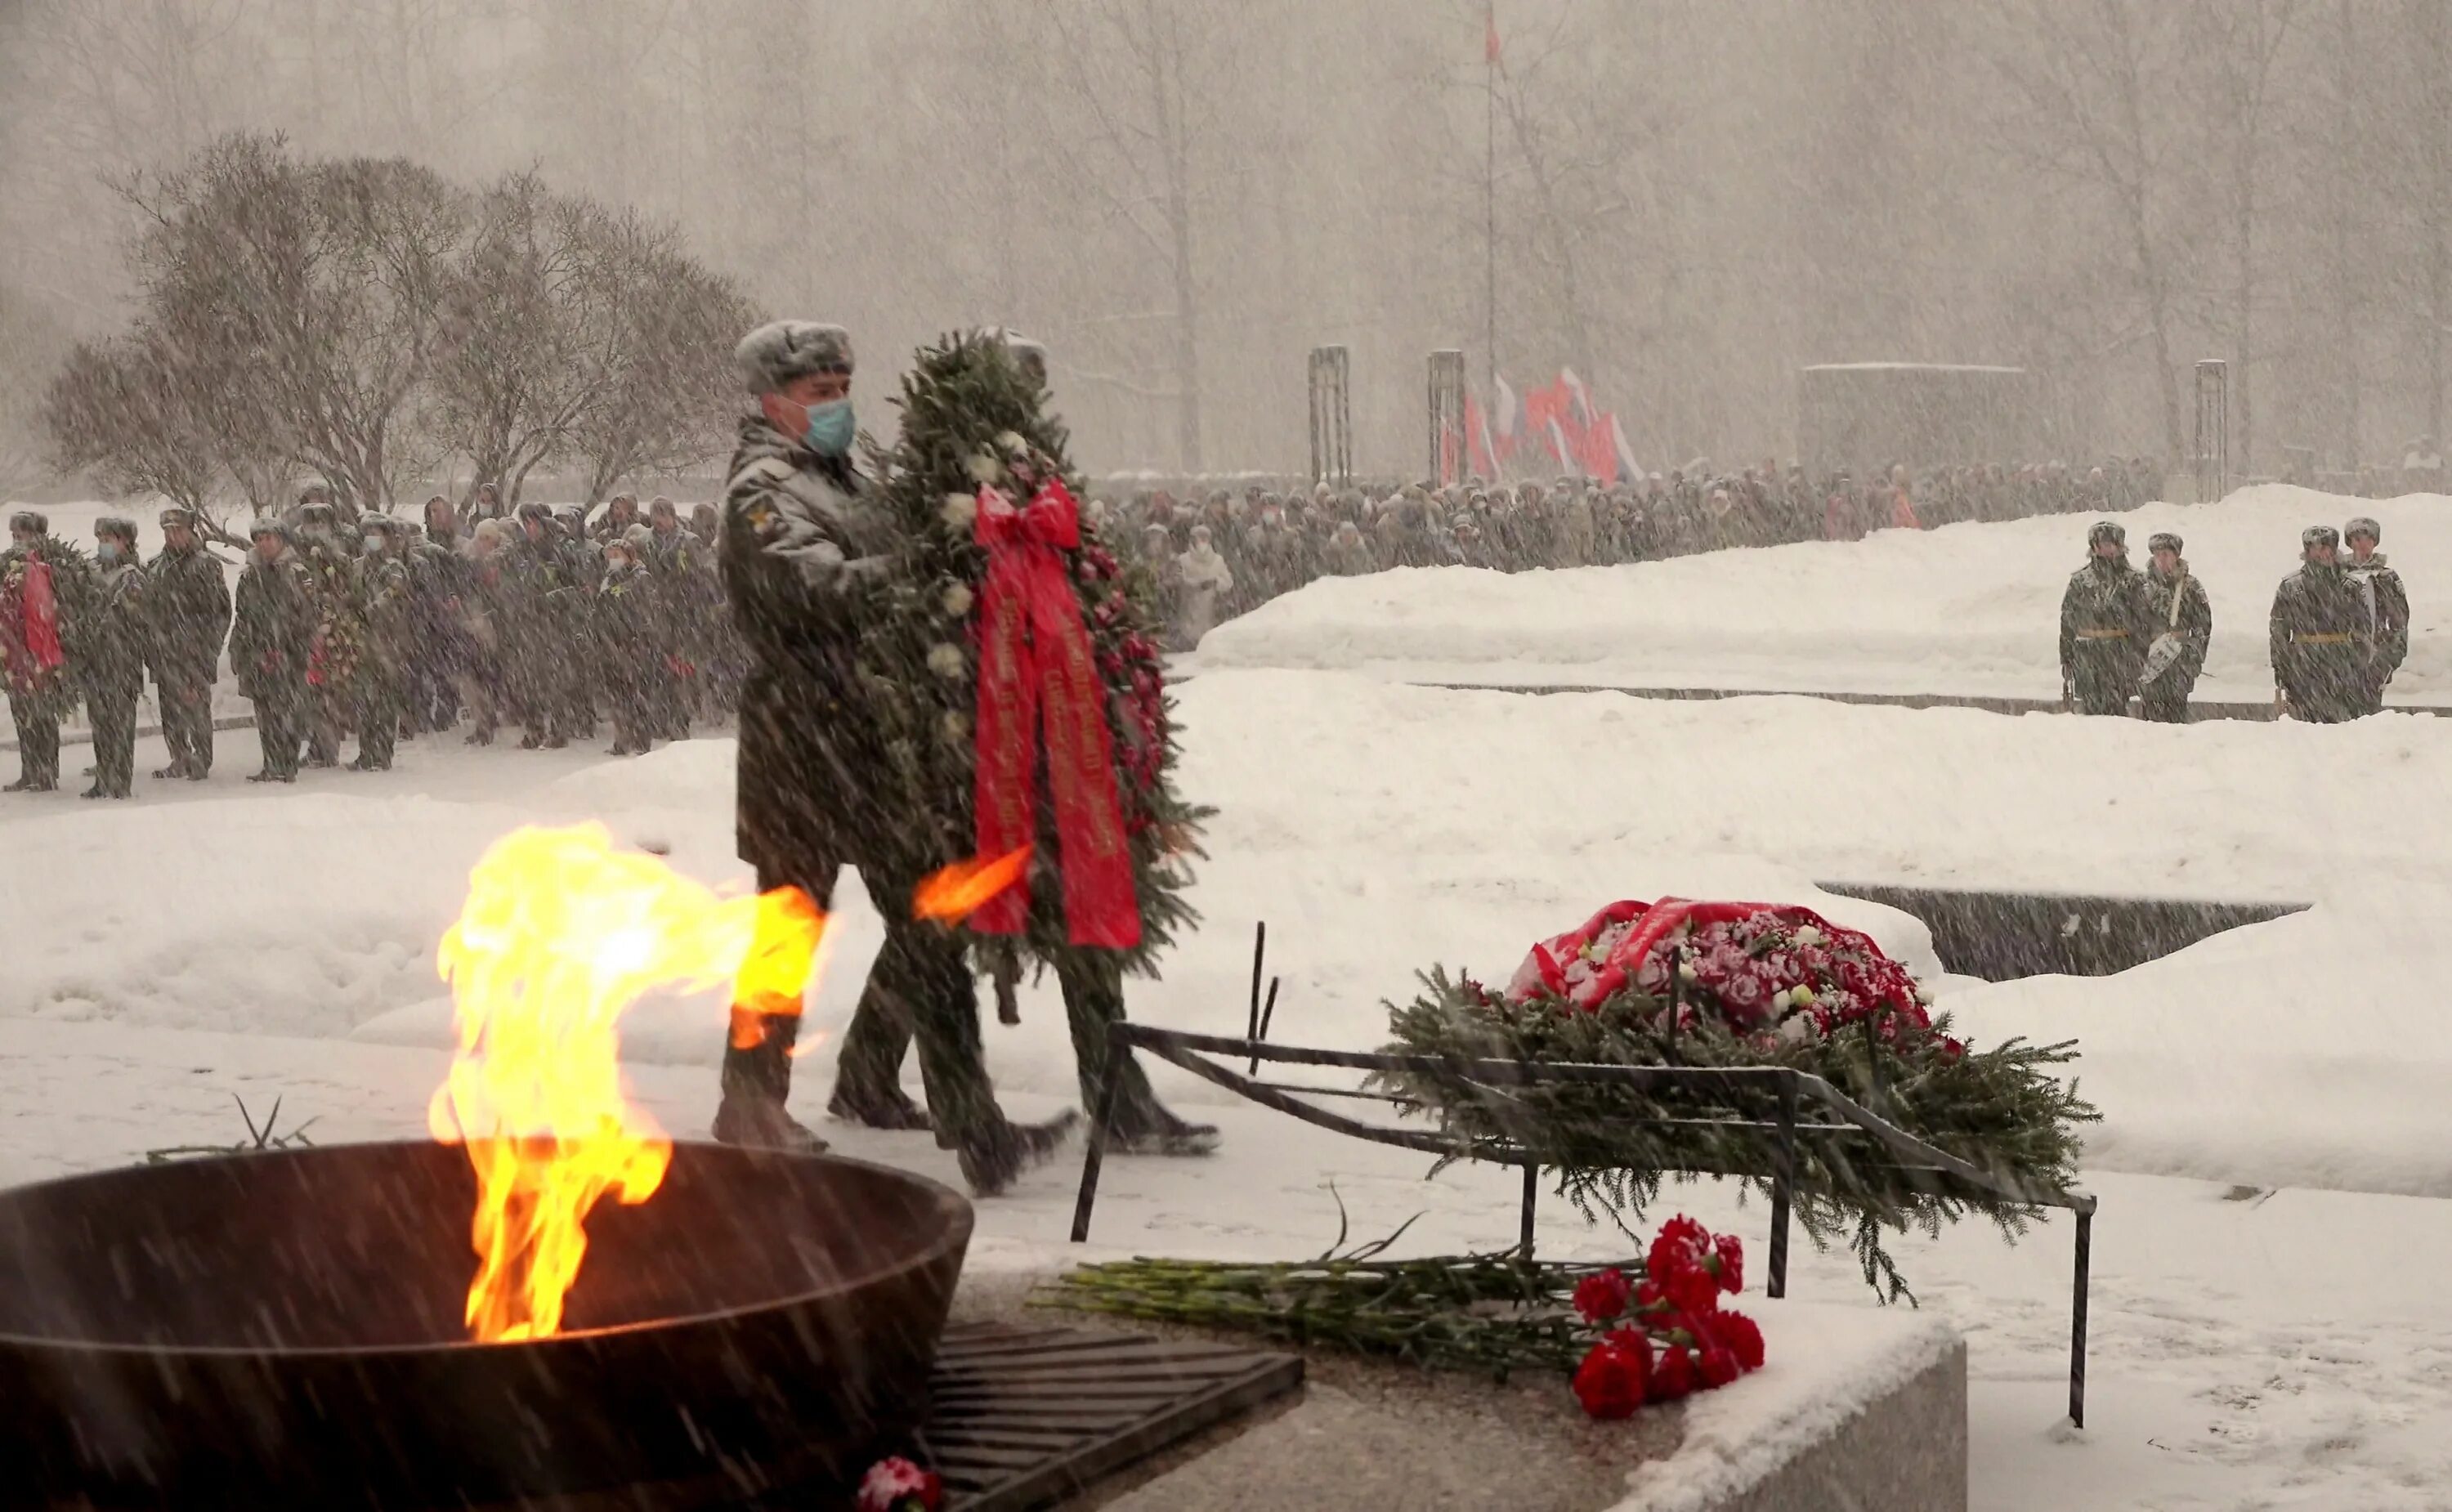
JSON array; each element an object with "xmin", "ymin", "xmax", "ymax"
[
  {"xmin": 1568, "ymin": 1215, "xmax": 1765, "ymax": 1418},
  {"xmin": 857, "ymin": 1455, "xmax": 943, "ymax": 1512},
  {"xmin": 1507, "ymin": 897, "xmax": 1962, "ymax": 1059}
]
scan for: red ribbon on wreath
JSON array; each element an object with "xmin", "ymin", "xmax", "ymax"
[
  {"xmin": 16, "ymin": 557, "xmax": 64, "ymax": 677},
  {"xmin": 1510, "ymin": 897, "xmax": 1904, "ymax": 1013},
  {"xmin": 969, "ymin": 477, "xmax": 1141, "ymax": 949}
]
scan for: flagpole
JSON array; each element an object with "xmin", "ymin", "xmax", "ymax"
[{"xmin": 1485, "ymin": 2, "xmax": 1498, "ymax": 421}]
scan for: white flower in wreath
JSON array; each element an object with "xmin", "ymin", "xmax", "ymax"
[
  {"xmin": 1791, "ymin": 924, "xmax": 1824, "ymax": 947},
  {"xmin": 941, "ymin": 709, "xmax": 969, "ymax": 741},
  {"xmin": 942, "ymin": 492, "xmax": 978, "ymax": 530},
  {"xmin": 994, "ymin": 430, "xmax": 1028, "ymax": 456},
  {"xmin": 965, "ymin": 452, "xmax": 1004, "ymax": 485},
  {"xmin": 1776, "ymin": 1013, "xmax": 1817, "ymax": 1045},
  {"xmin": 942, "ymin": 581, "xmax": 974, "ymax": 616},
  {"xmin": 926, "ymin": 642, "xmax": 967, "ymax": 679},
  {"xmin": 1676, "ymin": 960, "xmax": 1698, "ymax": 984}
]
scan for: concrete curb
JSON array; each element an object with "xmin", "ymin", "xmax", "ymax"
[
  {"xmin": 1427, "ymin": 681, "xmax": 2449, "ymax": 721},
  {"xmin": 1691, "ymin": 1340, "xmax": 1967, "ymax": 1512}
]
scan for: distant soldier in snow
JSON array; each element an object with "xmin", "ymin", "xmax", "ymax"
[
  {"xmin": 2270, "ymin": 526, "xmax": 2372, "ymax": 723},
  {"xmin": 293, "ymin": 500, "xmax": 361, "ymax": 768},
  {"xmin": 351, "ymin": 516, "xmax": 414, "ymax": 772},
  {"xmin": 2, "ymin": 510, "xmax": 92, "ymax": 793},
  {"xmin": 231, "ymin": 519, "xmax": 315, "ymax": 783},
  {"xmin": 2342, "ymin": 517, "xmax": 2409, "ymax": 716},
  {"xmin": 642, "ymin": 498, "xmax": 703, "ymax": 738},
  {"xmin": 82, "ymin": 517, "xmax": 150, "ymax": 799},
  {"xmin": 2137, "ymin": 531, "xmax": 2212, "ymax": 724},
  {"xmin": 592, "ymin": 532, "xmax": 656, "ymax": 757},
  {"xmin": 146, "ymin": 505, "xmax": 230, "ymax": 781},
  {"xmin": 2058, "ymin": 521, "xmax": 2151, "ymax": 716}
]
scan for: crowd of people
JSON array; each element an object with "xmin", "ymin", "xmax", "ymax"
[
  {"xmin": 2056, "ymin": 515, "xmax": 2410, "ymax": 724},
  {"xmin": 2, "ymin": 450, "xmax": 2409, "ymax": 798},
  {"xmin": 1108, "ymin": 456, "xmax": 2162, "ymax": 646},
  {"xmin": 1, "ymin": 485, "xmax": 740, "ymax": 796}
]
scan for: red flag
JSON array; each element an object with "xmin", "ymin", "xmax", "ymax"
[{"xmin": 1486, "ymin": 4, "xmax": 1503, "ymax": 66}]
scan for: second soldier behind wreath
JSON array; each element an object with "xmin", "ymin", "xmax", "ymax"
[
  {"xmin": 2137, "ymin": 531, "xmax": 2212, "ymax": 723},
  {"xmin": 714, "ymin": 318, "xmax": 1073, "ymax": 1197},
  {"xmin": 2270, "ymin": 525, "xmax": 2371, "ymax": 722},
  {"xmin": 2059, "ymin": 521, "xmax": 2153, "ymax": 715}
]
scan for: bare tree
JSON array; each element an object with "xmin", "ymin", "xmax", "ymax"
[
  {"xmin": 567, "ymin": 229, "xmax": 761, "ymax": 502},
  {"xmin": 43, "ymin": 333, "xmax": 221, "ymax": 526},
  {"xmin": 431, "ymin": 173, "xmax": 622, "ymax": 508},
  {"xmin": 1006, "ymin": 0, "xmax": 1278, "ymax": 472},
  {"xmin": 115, "ymin": 136, "xmax": 468, "ymax": 511},
  {"xmin": 1983, "ymin": 0, "xmax": 2197, "ymax": 468},
  {"xmin": 2194, "ymin": 0, "xmax": 2298, "ymax": 476}
]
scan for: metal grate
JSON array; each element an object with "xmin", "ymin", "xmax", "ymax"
[{"xmin": 920, "ymin": 1322, "xmax": 1304, "ymax": 1511}]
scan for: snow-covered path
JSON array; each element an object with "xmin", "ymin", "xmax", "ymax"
[{"xmin": 9, "ymin": 615, "xmax": 2452, "ymax": 1506}]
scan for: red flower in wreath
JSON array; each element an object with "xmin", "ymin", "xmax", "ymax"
[{"xmin": 1697, "ymin": 1344, "xmax": 1743, "ymax": 1389}]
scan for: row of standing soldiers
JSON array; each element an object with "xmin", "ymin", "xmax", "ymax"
[
  {"xmin": 234, "ymin": 492, "xmax": 738, "ymax": 782},
  {"xmin": 4, "ymin": 508, "xmax": 229, "ymax": 797},
  {"xmin": 0, "ymin": 491, "xmax": 745, "ymax": 795},
  {"xmin": 2057, "ymin": 517, "xmax": 2410, "ymax": 723}
]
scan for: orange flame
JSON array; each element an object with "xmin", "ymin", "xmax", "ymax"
[
  {"xmin": 429, "ymin": 823, "xmax": 826, "ymax": 1342},
  {"xmin": 729, "ymin": 884, "xmax": 828, "ymax": 1050},
  {"xmin": 912, "ymin": 846, "xmax": 1033, "ymax": 923}
]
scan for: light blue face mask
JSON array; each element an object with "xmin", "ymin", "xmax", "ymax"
[
  {"xmin": 803, "ymin": 398, "xmax": 856, "ymax": 458},
  {"xmin": 96, "ymin": 542, "xmax": 122, "ymax": 564}
]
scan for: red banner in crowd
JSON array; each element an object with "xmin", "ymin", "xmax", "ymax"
[
  {"xmin": 1456, "ymin": 369, "xmax": 1639, "ymax": 485},
  {"xmin": 969, "ymin": 478, "xmax": 1142, "ymax": 950}
]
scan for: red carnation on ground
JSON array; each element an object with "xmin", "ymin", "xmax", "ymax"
[
  {"xmin": 1663, "ymin": 1264, "xmax": 1721, "ymax": 1317},
  {"xmin": 1573, "ymin": 1335, "xmax": 1651, "ymax": 1419},
  {"xmin": 1649, "ymin": 1215, "xmax": 1708, "ymax": 1275},
  {"xmin": 1698, "ymin": 1345, "xmax": 1742, "ymax": 1389},
  {"xmin": 1649, "ymin": 1344, "xmax": 1698, "ymax": 1402},
  {"xmin": 1573, "ymin": 1268, "xmax": 1632, "ymax": 1324},
  {"xmin": 1711, "ymin": 1232, "xmax": 1744, "ymax": 1295},
  {"xmin": 1710, "ymin": 1309, "xmax": 1766, "ymax": 1373},
  {"xmin": 857, "ymin": 1456, "xmax": 942, "ymax": 1512}
]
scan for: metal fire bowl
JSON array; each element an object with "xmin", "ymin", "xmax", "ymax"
[{"xmin": 0, "ymin": 1140, "xmax": 973, "ymax": 1510}]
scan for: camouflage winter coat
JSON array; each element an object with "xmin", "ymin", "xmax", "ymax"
[
  {"xmin": 230, "ymin": 548, "xmax": 315, "ymax": 701},
  {"xmin": 83, "ymin": 560, "xmax": 153, "ymax": 699},
  {"xmin": 2057, "ymin": 558, "xmax": 2154, "ymax": 680},
  {"xmin": 145, "ymin": 542, "xmax": 232, "ymax": 687}
]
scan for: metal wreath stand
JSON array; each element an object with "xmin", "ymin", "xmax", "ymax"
[{"xmin": 1069, "ymin": 924, "xmax": 2101, "ymax": 1427}]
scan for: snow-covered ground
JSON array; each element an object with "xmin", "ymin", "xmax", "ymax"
[
  {"xmin": 1197, "ymin": 484, "xmax": 2450, "ymax": 705},
  {"xmin": 8, "ymin": 490, "xmax": 2452, "ymax": 1507}
]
